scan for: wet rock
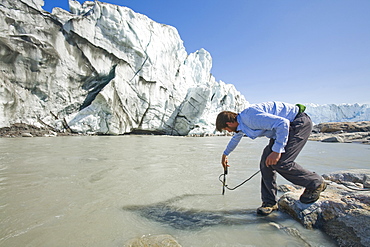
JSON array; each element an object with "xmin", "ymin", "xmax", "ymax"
[
  {"xmin": 323, "ymin": 169, "xmax": 370, "ymax": 188},
  {"xmin": 278, "ymin": 169, "xmax": 370, "ymax": 247},
  {"xmin": 316, "ymin": 121, "xmax": 370, "ymax": 133},
  {"xmin": 125, "ymin": 234, "xmax": 181, "ymax": 247},
  {"xmin": 0, "ymin": 123, "xmax": 80, "ymax": 138},
  {"xmin": 21, "ymin": 132, "xmax": 33, "ymax": 137},
  {"xmin": 309, "ymin": 130, "xmax": 370, "ymax": 144},
  {"xmin": 311, "ymin": 132, "xmax": 370, "ymax": 144},
  {"xmin": 310, "ymin": 121, "xmax": 370, "ymax": 144},
  {"xmin": 321, "ymin": 136, "xmax": 344, "ymax": 143}
]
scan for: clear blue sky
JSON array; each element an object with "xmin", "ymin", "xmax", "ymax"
[{"xmin": 43, "ymin": 0, "xmax": 370, "ymax": 105}]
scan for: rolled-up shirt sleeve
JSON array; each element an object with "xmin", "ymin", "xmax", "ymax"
[{"xmin": 223, "ymin": 132, "xmax": 244, "ymax": 155}]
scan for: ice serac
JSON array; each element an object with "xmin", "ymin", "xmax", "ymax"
[
  {"xmin": 306, "ymin": 103, "xmax": 370, "ymax": 124},
  {"xmin": 0, "ymin": 0, "xmax": 248, "ymax": 135}
]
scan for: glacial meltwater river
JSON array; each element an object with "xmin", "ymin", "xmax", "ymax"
[{"xmin": 1, "ymin": 135, "xmax": 369, "ymax": 246}]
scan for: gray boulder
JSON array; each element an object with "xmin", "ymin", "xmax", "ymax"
[
  {"xmin": 316, "ymin": 121, "xmax": 370, "ymax": 133},
  {"xmin": 321, "ymin": 136, "xmax": 344, "ymax": 143},
  {"xmin": 278, "ymin": 169, "xmax": 370, "ymax": 247}
]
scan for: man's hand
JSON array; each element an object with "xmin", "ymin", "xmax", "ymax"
[
  {"xmin": 221, "ymin": 154, "xmax": 229, "ymax": 169},
  {"xmin": 265, "ymin": 152, "xmax": 281, "ymax": 166}
]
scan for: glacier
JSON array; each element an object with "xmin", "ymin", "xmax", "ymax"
[
  {"xmin": 306, "ymin": 103, "xmax": 370, "ymax": 125},
  {"xmin": 0, "ymin": 0, "xmax": 369, "ymax": 136},
  {"xmin": 0, "ymin": 0, "xmax": 247, "ymax": 135}
]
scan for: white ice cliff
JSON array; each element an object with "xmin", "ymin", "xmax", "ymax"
[
  {"xmin": 0, "ymin": 0, "xmax": 247, "ymax": 135},
  {"xmin": 0, "ymin": 0, "xmax": 369, "ymax": 136},
  {"xmin": 306, "ymin": 103, "xmax": 370, "ymax": 125}
]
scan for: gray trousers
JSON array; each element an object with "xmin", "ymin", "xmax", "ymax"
[{"xmin": 259, "ymin": 113, "xmax": 323, "ymax": 205}]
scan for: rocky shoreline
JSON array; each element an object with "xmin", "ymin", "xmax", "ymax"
[
  {"xmin": 278, "ymin": 169, "xmax": 370, "ymax": 247},
  {"xmin": 0, "ymin": 123, "xmax": 85, "ymax": 138},
  {"xmin": 309, "ymin": 121, "xmax": 370, "ymax": 144},
  {"xmin": 2, "ymin": 122, "xmax": 370, "ymax": 144}
]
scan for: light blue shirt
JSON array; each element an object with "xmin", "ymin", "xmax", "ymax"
[{"xmin": 223, "ymin": 102, "xmax": 299, "ymax": 155}]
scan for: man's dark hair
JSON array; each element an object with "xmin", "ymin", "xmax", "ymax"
[{"xmin": 216, "ymin": 111, "xmax": 238, "ymax": 132}]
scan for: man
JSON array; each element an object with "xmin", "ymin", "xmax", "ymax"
[{"xmin": 216, "ymin": 101, "xmax": 326, "ymax": 216}]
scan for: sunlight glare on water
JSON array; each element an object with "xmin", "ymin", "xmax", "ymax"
[{"xmin": 1, "ymin": 135, "xmax": 367, "ymax": 246}]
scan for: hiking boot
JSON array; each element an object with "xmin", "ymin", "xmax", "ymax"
[
  {"xmin": 256, "ymin": 203, "xmax": 278, "ymax": 216},
  {"xmin": 299, "ymin": 181, "xmax": 327, "ymax": 204}
]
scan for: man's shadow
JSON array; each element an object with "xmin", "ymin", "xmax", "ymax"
[
  {"xmin": 123, "ymin": 194, "xmax": 314, "ymax": 246},
  {"xmin": 123, "ymin": 194, "xmax": 278, "ymax": 231}
]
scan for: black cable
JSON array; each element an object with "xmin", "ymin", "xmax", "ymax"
[
  {"xmin": 219, "ymin": 169, "xmax": 260, "ymax": 192},
  {"xmin": 219, "ymin": 170, "xmax": 370, "ymax": 193}
]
